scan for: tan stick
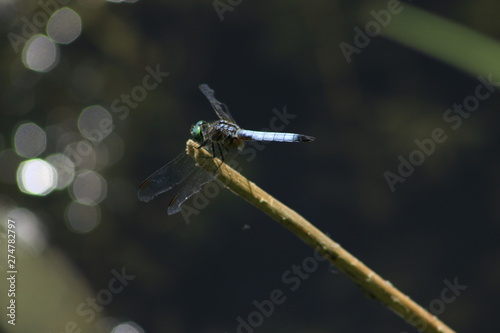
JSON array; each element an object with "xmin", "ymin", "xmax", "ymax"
[{"xmin": 186, "ymin": 139, "xmax": 455, "ymax": 333}]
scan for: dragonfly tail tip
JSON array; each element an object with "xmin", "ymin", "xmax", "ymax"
[{"xmin": 300, "ymin": 135, "xmax": 315, "ymax": 142}]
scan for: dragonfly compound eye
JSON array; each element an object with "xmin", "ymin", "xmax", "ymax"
[{"xmin": 190, "ymin": 120, "xmax": 206, "ymax": 142}]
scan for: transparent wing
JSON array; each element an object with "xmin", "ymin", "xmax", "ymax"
[
  {"xmin": 167, "ymin": 144, "xmax": 243, "ymax": 214},
  {"xmin": 138, "ymin": 152, "xmax": 197, "ymax": 202},
  {"xmin": 199, "ymin": 84, "xmax": 236, "ymax": 123},
  {"xmin": 138, "ymin": 146, "xmax": 219, "ymax": 215},
  {"xmin": 166, "ymin": 163, "xmax": 215, "ymax": 215}
]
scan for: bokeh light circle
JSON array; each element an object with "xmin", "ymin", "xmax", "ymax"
[
  {"xmin": 8, "ymin": 207, "xmax": 48, "ymax": 254},
  {"xmin": 78, "ymin": 105, "xmax": 113, "ymax": 142},
  {"xmin": 111, "ymin": 322, "xmax": 144, "ymax": 333},
  {"xmin": 65, "ymin": 202, "xmax": 100, "ymax": 233},
  {"xmin": 17, "ymin": 159, "xmax": 57, "ymax": 196},
  {"xmin": 22, "ymin": 34, "xmax": 59, "ymax": 72},
  {"xmin": 46, "ymin": 153, "xmax": 75, "ymax": 189},
  {"xmin": 70, "ymin": 170, "xmax": 107, "ymax": 205},
  {"xmin": 14, "ymin": 122, "xmax": 47, "ymax": 158},
  {"xmin": 47, "ymin": 8, "xmax": 82, "ymax": 44}
]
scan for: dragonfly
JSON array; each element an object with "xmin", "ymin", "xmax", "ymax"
[{"xmin": 138, "ymin": 84, "xmax": 314, "ymax": 215}]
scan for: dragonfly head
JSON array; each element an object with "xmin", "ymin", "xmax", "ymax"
[{"xmin": 190, "ymin": 120, "xmax": 207, "ymax": 142}]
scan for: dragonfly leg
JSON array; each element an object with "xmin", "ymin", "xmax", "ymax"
[
  {"xmin": 219, "ymin": 143, "xmax": 230, "ymax": 160},
  {"xmin": 211, "ymin": 141, "xmax": 217, "ymax": 158},
  {"xmin": 192, "ymin": 139, "xmax": 214, "ymax": 159},
  {"xmin": 212, "ymin": 142, "xmax": 226, "ymax": 172},
  {"xmin": 197, "ymin": 139, "xmax": 209, "ymax": 149},
  {"xmin": 192, "ymin": 140, "xmax": 225, "ymax": 173}
]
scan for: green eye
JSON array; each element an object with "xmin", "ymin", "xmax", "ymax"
[{"xmin": 190, "ymin": 120, "xmax": 205, "ymax": 142}]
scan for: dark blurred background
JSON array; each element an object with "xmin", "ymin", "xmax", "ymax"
[{"xmin": 1, "ymin": 0, "xmax": 499, "ymax": 332}]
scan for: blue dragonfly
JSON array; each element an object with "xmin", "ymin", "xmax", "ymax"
[{"xmin": 138, "ymin": 84, "xmax": 314, "ymax": 214}]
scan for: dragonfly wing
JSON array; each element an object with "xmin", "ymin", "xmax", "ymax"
[
  {"xmin": 167, "ymin": 145, "xmax": 235, "ymax": 214},
  {"xmin": 138, "ymin": 152, "xmax": 197, "ymax": 202},
  {"xmin": 167, "ymin": 165, "xmax": 216, "ymax": 215},
  {"xmin": 199, "ymin": 84, "xmax": 236, "ymax": 123}
]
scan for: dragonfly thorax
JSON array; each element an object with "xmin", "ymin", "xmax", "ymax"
[
  {"xmin": 210, "ymin": 120, "xmax": 240, "ymax": 141},
  {"xmin": 190, "ymin": 119, "xmax": 242, "ymax": 146}
]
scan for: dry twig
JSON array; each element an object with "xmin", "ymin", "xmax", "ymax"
[{"xmin": 186, "ymin": 139, "xmax": 455, "ymax": 333}]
